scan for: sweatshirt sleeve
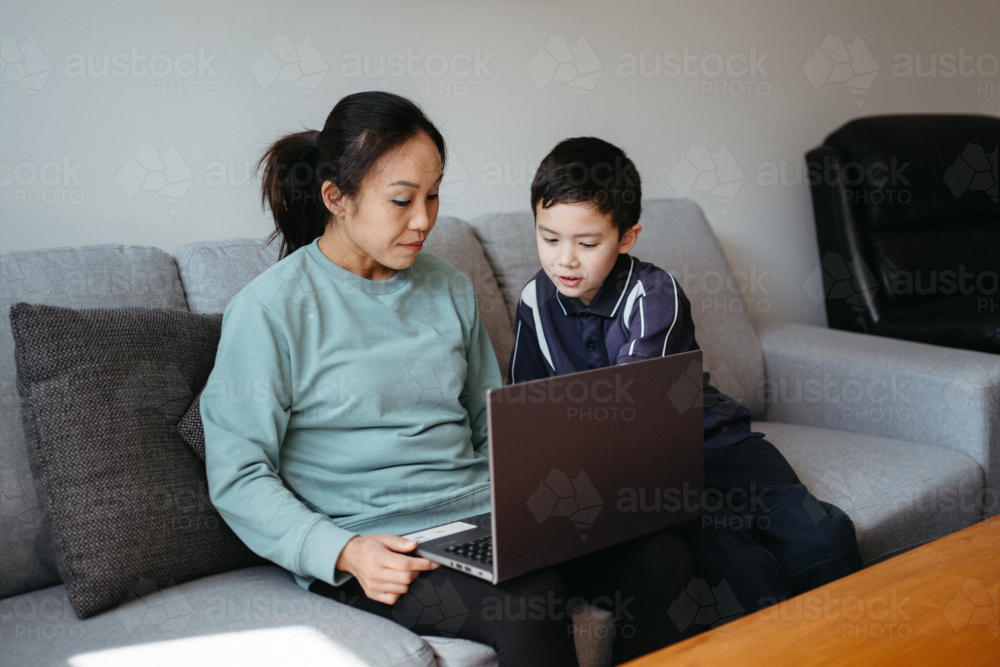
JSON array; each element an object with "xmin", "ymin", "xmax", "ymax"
[
  {"xmin": 201, "ymin": 295, "xmax": 357, "ymax": 587},
  {"xmin": 458, "ymin": 277, "xmax": 502, "ymax": 458}
]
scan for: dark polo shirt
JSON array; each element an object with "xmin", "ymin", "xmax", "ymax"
[{"xmin": 508, "ymin": 253, "xmax": 763, "ymax": 448}]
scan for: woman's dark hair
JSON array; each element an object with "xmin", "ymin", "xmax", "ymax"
[
  {"xmin": 530, "ymin": 136, "xmax": 642, "ymax": 239},
  {"xmin": 259, "ymin": 91, "xmax": 446, "ymax": 259}
]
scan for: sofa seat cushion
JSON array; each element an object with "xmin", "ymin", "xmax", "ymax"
[
  {"xmin": 0, "ymin": 565, "xmax": 616, "ymax": 667},
  {"xmin": 757, "ymin": 421, "xmax": 984, "ymax": 565},
  {"xmin": 0, "ymin": 566, "xmax": 440, "ymax": 667}
]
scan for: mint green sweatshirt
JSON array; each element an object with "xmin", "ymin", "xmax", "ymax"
[{"xmin": 200, "ymin": 237, "xmax": 501, "ymax": 591}]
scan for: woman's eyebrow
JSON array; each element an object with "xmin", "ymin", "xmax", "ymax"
[{"xmin": 388, "ymin": 173, "xmax": 444, "ymax": 188}]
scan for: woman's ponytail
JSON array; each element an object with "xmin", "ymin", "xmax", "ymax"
[
  {"xmin": 258, "ymin": 129, "xmax": 326, "ymax": 261},
  {"xmin": 257, "ymin": 91, "xmax": 447, "ymax": 261}
]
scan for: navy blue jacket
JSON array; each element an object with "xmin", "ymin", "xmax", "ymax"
[{"xmin": 508, "ymin": 253, "xmax": 763, "ymax": 448}]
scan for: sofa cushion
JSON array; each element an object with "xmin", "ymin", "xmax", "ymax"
[
  {"xmin": 0, "ymin": 245, "xmax": 189, "ymax": 601},
  {"xmin": 178, "ymin": 392, "xmax": 207, "ymax": 461},
  {"xmin": 758, "ymin": 421, "xmax": 983, "ymax": 565},
  {"xmin": 171, "ymin": 237, "xmax": 281, "ymax": 315},
  {"xmin": 171, "ymin": 219, "xmax": 515, "ymax": 383},
  {"xmin": 0, "ymin": 566, "xmax": 440, "ymax": 667},
  {"xmin": 422, "ymin": 217, "xmax": 515, "ymax": 383},
  {"xmin": 469, "ymin": 199, "xmax": 767, "ymax": 419},
  {"xmin": 9, "ymin": 303, "xmax": 263, "ymax": 619},
  {"xmin": 0, "ymin": 565, "xmax": 615, "ymax": 667}
]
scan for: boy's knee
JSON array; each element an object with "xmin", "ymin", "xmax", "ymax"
[{"xmin": 500, "ymin": 567, "xmax": 569, "ymax": 602}]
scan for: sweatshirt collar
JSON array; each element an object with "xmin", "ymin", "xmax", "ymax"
[{"xmin": 304, "ymin": 237, "xmax": 412, "ymax": 294}]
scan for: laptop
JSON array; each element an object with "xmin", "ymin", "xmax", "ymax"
[{"xmin": 401, "ymin": 349, "xmax": 705, "ymax": 583}]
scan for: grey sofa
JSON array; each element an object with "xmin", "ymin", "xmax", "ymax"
[{"xmin": 1, "ymin": 198, "xmax": 996, "ymax": 666}]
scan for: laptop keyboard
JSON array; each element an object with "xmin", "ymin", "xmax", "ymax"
[{"xmin": 444, "ymin": 536, "xmax": 492, "ymax": 566}]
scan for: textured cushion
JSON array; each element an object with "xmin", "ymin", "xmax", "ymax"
[
  {"xmin": 9, "ymin": 303, "xmax": 263, "ymax": 619},
  {"xmin": 178, "ymin": 392, "xmax": 207, "ymax": 461},
  {"xmin": 0, "ymin": 244, "xmax": 189, "ymax": 601},
  {"xmin": 759, "ymin": 421, "xmax": 983, "ymax": 565},
  {"xmin": 469, "ymin": 199, "xmax": 767, "ymax": 419}
]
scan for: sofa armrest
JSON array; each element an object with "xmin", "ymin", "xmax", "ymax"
[{"xmin": 757, "ymin": 322, "xmax": 999, "ymax": 506}]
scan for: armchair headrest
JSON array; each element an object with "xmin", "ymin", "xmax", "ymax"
[{"xmin": 821, "ymin": 114, "xmax": 999, "ymax": 229}]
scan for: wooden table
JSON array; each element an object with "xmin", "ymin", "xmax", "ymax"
[{"xmin": 627, "ymin": 519, "xmax": 999, "ymax": 666}]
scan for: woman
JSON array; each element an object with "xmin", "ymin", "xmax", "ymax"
[{"xmin": 201, "ymin": 91, "xmax": 693, "ymax": 666}]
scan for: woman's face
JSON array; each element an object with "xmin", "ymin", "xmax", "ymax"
[{"xmin": 321, "ymin": 132, "xmax": 442, "ymax": 279}]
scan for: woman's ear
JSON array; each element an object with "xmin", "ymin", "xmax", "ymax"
[
  {"xmin": 619, "ymin": 224, "xmax": 642, "ymax": 253},
  {"xmin": 321, "ymin": 181, "xmax": 346, "ymax": 217}
]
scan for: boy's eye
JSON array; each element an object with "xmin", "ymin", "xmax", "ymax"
[
  {"xmin": 392, "ymin": 199, "xmax": 410, "ymax": 207},
  {"xmin": 428, "ymin": 192, "xmax": 439, "ymax": 200},
  {"xmin": 543, "ymin": 237, "xmax": 557, "ymax": 244},
  {"xmin": 580, "ymin": 243, "xmax": 597, "ymax": 249}
]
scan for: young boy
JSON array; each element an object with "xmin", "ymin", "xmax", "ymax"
[{"xmin": 509, "ymin": 136, "xmax": 863, "ymax": 626}]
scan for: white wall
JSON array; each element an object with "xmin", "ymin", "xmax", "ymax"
[{"xmin": 2, "ymin": 0, "xmax": 998, "ymax": 326}]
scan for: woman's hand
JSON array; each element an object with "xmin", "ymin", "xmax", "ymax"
[{"xmin": 336, "ymin": 534, "xmax": 440, "ymax": 605}]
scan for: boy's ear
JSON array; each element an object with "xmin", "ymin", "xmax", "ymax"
[{"xmin": 618, "ymin": 224, "xmax": 642, "ymax": 254}]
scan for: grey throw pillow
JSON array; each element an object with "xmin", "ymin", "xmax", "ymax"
[
  {"xmin": 9, "ymin": 303, "xmax": 265, "ymax": 619},
  {"xmin": 178, "ymin": 391, "xmax": 207, "ymax": 462}
]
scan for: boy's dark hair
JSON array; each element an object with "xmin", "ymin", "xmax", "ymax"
[{"xmin": 530, "ymin": 137, "xmax": 642, "ymax": 238}]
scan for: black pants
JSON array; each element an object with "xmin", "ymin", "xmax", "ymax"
[
  {"xmin": 309, "ymin": 529, "xmax": 694, "ymax": 667},
  {"xmin": 675, "ymin": 436, "xmax": 863, "ymax": 631}
]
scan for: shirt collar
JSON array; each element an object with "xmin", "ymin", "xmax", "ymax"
[{"xmin": 556, "ymin": 254, "xmax": 635, "ymax": 318}]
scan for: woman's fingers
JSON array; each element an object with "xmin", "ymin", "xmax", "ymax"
[
  {"xmin": 376, "ymin": 566, "xmax": 423, "ymax": 587},
  {"xmin": 381, "ymin": 550, "xmax": 439, "ymax": 573},
  {"xmin": 377, "ymin": 534, "xmax": 419, "ymax": 553}
]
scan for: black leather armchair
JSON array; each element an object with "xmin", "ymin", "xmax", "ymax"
[{"xmin": 807, "ymin": 114, "xmax": 1000, "ymax": 353}]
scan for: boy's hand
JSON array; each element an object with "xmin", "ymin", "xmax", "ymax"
[{"xmin": 336, "ymin": 534, "xmax": 440, "ymax": 605}]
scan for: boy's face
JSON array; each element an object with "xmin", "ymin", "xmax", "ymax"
[{"xmin": 535, "ymin": 202, "xmax": 641, "ymax": 306}]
